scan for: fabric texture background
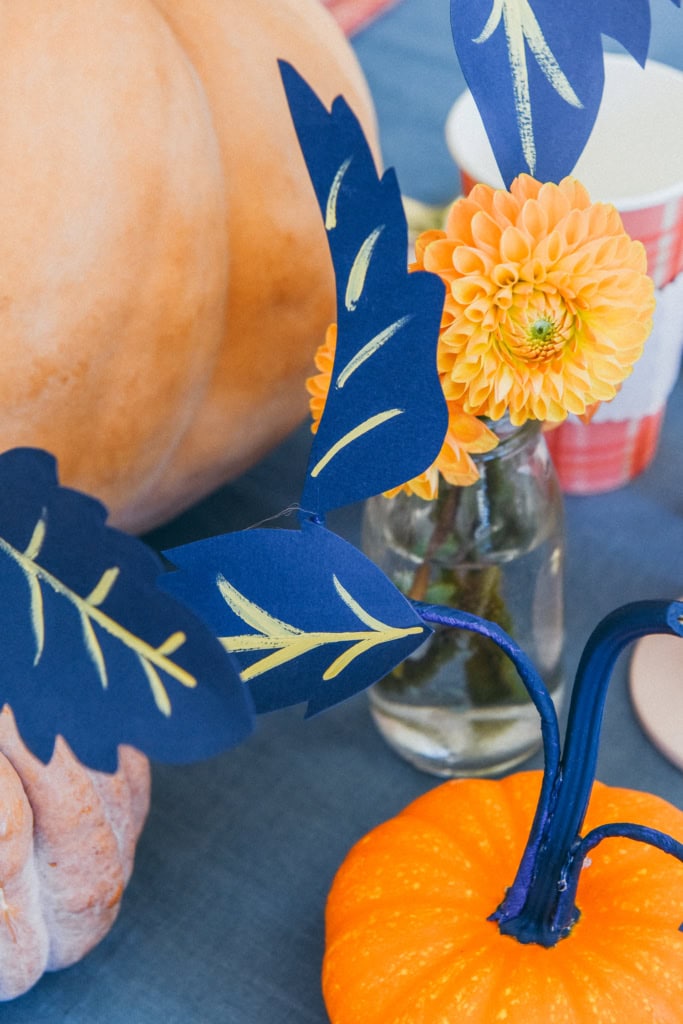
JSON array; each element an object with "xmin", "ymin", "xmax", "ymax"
[{"xmin": 3, "ymin": 0, "xmax": 682, "ymax": 1019}]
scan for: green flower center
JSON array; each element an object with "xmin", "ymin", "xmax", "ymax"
[
  {"xmin": 497, "ymin": 292, "xmax": 576, "ymax": 365},
  {"xmin": 514, "ymin": 313, "xmax": 566, "ymax": 361},
  {"xmin": 529, "ymin": 318, "xmax": 555, "ymax": 342}
]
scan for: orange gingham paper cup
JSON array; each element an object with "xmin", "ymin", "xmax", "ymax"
[{"xmin": 445, "ymin": 54, "xmax": 683, "ymax": 493}]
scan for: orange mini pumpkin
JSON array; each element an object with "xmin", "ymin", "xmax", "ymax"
[
  {"xmin": 0, "ymin": 709, "xmax": 150, "ymax": 1001},
  {"xmin": 0, "ymin": 0, "xmax": 377, "ymax": 533},
  {"xmin": 323, "ymin": 601, "xmax": 683, "ymax": 1023},
  {"xmin": 325, "ymin": 773, "xmax": 683, "ymax": 1023}
]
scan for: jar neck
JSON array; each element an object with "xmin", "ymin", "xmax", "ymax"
[{"xmin": 475, "ymin": 415, "xmax": 542, "ymax": 463}]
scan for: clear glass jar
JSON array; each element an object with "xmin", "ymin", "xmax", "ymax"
[{"xmin": 362, "ymin": 417, "xmax": 565, "ymax": 777}]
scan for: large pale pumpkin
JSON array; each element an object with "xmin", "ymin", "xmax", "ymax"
[
  {"xmin": 0, "ymin": 0, "xmax": 377, "ymax": 532},
  {"xmin": 0, "ymin": 708, "xmax": 150, "ymax": 1001}
]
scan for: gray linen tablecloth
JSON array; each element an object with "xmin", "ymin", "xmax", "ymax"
[{"xmin": 5, "ymin": 1, "xmax": 682, "ymax": 1020}]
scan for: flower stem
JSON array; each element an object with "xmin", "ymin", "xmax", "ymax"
[
  {"xmin": 406, "ymin": 488, "xmax": 459, "ymax": 601},
  {"xmin": 415, "ymin": 598, "xmax": 683, "ymax": 947}
]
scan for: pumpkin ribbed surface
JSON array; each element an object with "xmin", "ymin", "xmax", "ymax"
[
  {"xmin": 0, "ymin": 709, "xmax": 150, "ymax": 1001},
  {"xmin": 0, "ymin": 0, "xmax": 376, "ymax": 532},
  {"xmin": 323, "ymin": 771, "xmax": 683, "ymax": 1023}
]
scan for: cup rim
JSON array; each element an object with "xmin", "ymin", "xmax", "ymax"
[{"xmin": 445, "ymin": 53, "xmax": 683, "ymax": 212}]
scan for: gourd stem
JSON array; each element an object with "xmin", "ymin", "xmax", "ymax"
[
  {"xmin": 555, "ymin": 821, "xmax": 683, "ymax": 931},
  {"xmin": 413, "ymin": 601, "xmax": 562, "ymax": 900},
  {"xmin": 578, "ymin": 821, "xmax": 683, "ymax": 863},
  {"xmin": 494, "ymin": 600, "xmax": 683, "ymax": 945},
  {"xmin": 415, "ymin": 598, "xmax": 683, "ymax": 948}
]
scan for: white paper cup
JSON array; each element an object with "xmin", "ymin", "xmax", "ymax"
[{"xmin": 445, "ymin": 54, "xmax": 683, "ymax": 492}]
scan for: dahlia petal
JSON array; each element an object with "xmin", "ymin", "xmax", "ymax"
[
  {"xmin": 520, "ymin": 258, "xmax": 548, "ymax": 284},
  {"xmin": 543, "ymin": 400, "xmax": 570, "ymax": 422},
  {"xmin": 561, "ymin": 363, "xmax": 595, "ymax": 390},
  {"xmin": 587, "ymin": 380, "xmax": 619, "ymax": 402},
  {"xmin": 413, "ymin": 228, "xmax": 446, "ymax": 265},
  {"xmin": 492, "ymin": 263, "xmax": 519, "ymax": 288},
  {"xmin": 423, "ymin": 239, "xmax": 459, "ymax": 275},
  {"xmin": 452, "ymin": 245, "xmax": 494, "ymax": 276},
  {"xmin": 562, "ymin": 388, "xmax": 591, "ymax": 415},
  {"xmin": 594, "ymin": 234, "xmax": 630, "ymax": 267},
  {"xmin": 494, "ymin": 364, "xmax": 515, "ymax": 403},
  {"xmin": 534, "ymin": 229, "xmax": 563, "ymax": 264},
  {"xmin": 445, "ymin": 197, "xmax": 482, "ymax": 243},
  {"xmin": 438, "ymin": 450, "xmax": 481, "ymax": 487},
  {"xmin": 561, "ymin": 208, "xmax": 591, "ymax": 250},
  {"xmin": 588, "ymin": 355, "xmax": 629, "ymax": 381},
  {"xmin": 494, "ymin": 287, "xmax": 515, "ymax": 310},
  {"xmin": 306, "ymin": 324, "xmax": 338, "ymax": 434},
  {"xmin": 556, "ymin": 248, "xmax": 594, "ymax": 276},
  {"xmin": 511, "ymin": 174, "xmax": 543, "ymax": 202},
  {"xmin": 470, "ymin": 210, "xmax": 504, "ymax": 254},
  {"xmin": 519, "ymin": 199, "xmax": 550, "ymax": 243},
  {"xmin": 578, "ymin": 401, "xmax": 602, "ymax": 424},
  {"xmin": 468, "ymin": 182, "xmax": 499, "ymax": 210},
  {"xmin": 482, "ymin": 308, "xmax": 501, "ymax": 331},
  {"xmin": 500, "ymin": 225, "xmax": 532, "ymax": 263},
  {"xmin": 558, "ymin": 177, "xmax": 591, "ymax": 209},
  {"xmin": 537, "ymin": 182, "xmax": 572, "ymax": 229},
  {"xmin": 385, "ymin": 464, "xmax": 440, "ymax": 501},
  {"xmin": 448, "ymin": 411, "xmax": 499, "ymax": 452},
  {"xmin": 492, "ymin": 188, "xmax": 521, "ymax": 225},
  {"xmin": 464, "ymin": 295, "xmax": 498, "ymax": 323},
  {"xmin": 451, "ymin": 276, "xmax": 494, "ymax": 305},
  {"xmin": 598, "ymin": 203, "xmax": 628, "ymax": 237}
]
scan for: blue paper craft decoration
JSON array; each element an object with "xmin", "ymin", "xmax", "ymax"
[
  {"xmin": 0, "ymin": 448, "xmax": 253, "ymax": 772},
  {"xmin": 163, "ymin": 522, "xmax": 429, "ymax": 716},
  {"xmin": 279, "ymin": 61, "xmax": 448, "ymax": 518},
  {"xmin": 0, "ymin": 55, "xmax": 676, "ymax": 776},
  {"xmin": 450, "ymin": 0, "xmax": 679, "ymax": 187},
  {"xmin": 0, "ymin": 63, "xmax": 449, "ymax": 765},
  {"xmin": 160, "ymin": 63, "xmax": 449, "ymax": 715}
]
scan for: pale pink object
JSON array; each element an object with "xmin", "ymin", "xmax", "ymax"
[
  {"xmin": 0, "ymin": 708, "xmax": 150, "ymax": 1001},
  {"xmin": 321, "ymin": 0, "xmax": 399, "ymax": 34},
  {"xmin": 630, "ymin": 623, "xmax": 683, "ymax": 772}
]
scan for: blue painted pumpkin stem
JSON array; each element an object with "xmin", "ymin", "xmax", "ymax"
[{"xmin": 416, "ymin": 598, "xmax": 683, "ymax": 947}]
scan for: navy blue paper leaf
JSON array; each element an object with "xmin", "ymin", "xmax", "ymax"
[
  {"xmin": 161, "ymin": 520, "xmax": 430, "ymax": 716},
  {"xmin": 0, "ymin": 448, "xmax": 253, "ymax": 772},
  {"xmin": 451, "ymin": 0, "xmax": 664, "ymax": 185},
  {"xmin": 280, "ymin": 61, "xmax": 448, "ymax": 520}
]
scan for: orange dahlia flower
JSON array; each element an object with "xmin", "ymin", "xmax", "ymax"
[
  {"xmin": 414, "ymin": 175, "xmax": 655, "ymax": 424},
  {"xmin": 306, "ymin": 324, "xmax": 497, "ymax": 499}
]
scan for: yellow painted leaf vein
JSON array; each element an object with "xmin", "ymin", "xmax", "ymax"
[
  {"xmin": 86, "ymin": 567, "xmax": 120, "ymax": 607},
  {"xmin": 217, "ymin": 573, "xmax": 302, "ymax": 637},
  {"xmin": 0, "ymin": 531, "xmax": 196, "ymax": 701},
  {"xmin": 326, "ymin": 155, "xmax": 353, "ymax": 230},
  {"xmin": 335, "ymin": 315, "xmax": 413, "ymax": 389},
  {"xmin": 310, "ymin": 408, "xmax": 404, "ymax": 479},
  {"xmin": 474, "ymin": 0, "xmax": 582, "ymax": 174},
  {"xmin": 28, "ymin": 574, "xmax": 45, "ymax": 667},
  {"xmin": 345, "ymin": 225, "xmax": 384, "ymax": 311},
  {"xmin": 218, "ymin": 574, "xmax": 423, "ymax": 681},
  {"xmin": 80, "ymin": 611, "xmax": 108, "ymax": 690}
]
